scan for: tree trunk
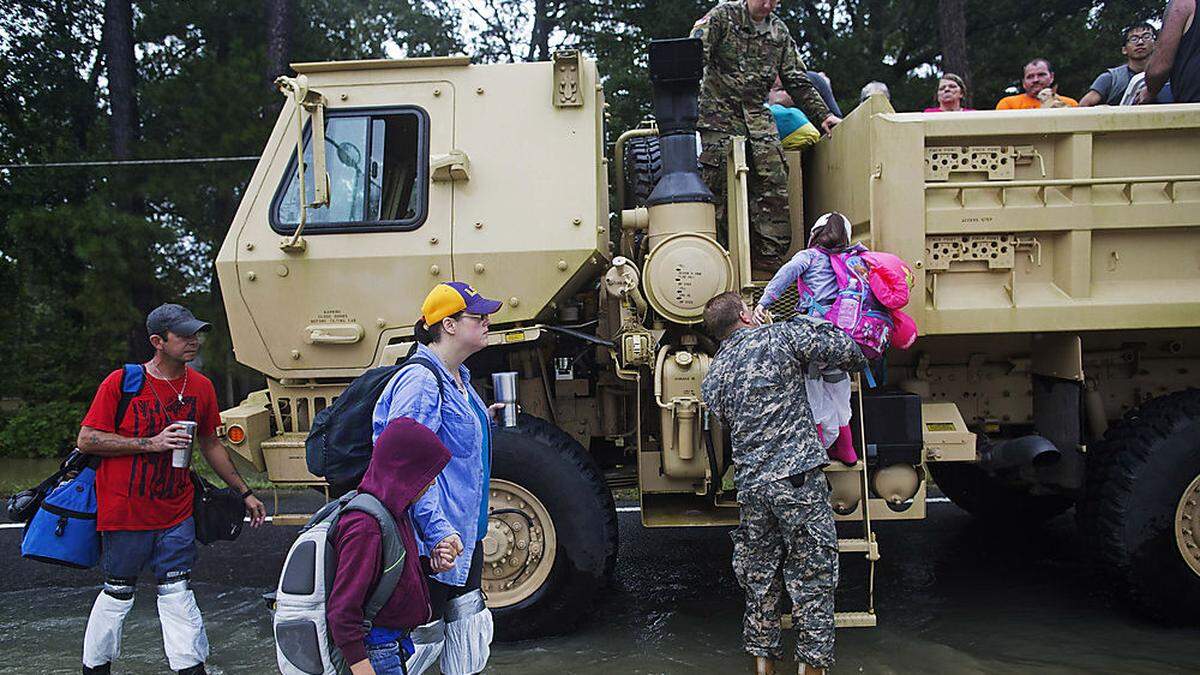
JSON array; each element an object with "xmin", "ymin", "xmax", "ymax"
[
  {"xmin": 103, "ymin": 0, "xmax": 138, "ymax": 160},
  {"xmin": 103, "ymin": 0, "xmax": 154, "ymax": 360},
  {"xmin": 265, "ymin": 0, "xmax": 291, "ymax": 94},
  {"xmin": 937, "ymin": 0, "xmax": 971, "ymax": 106},
  {"xmin": 528, "ymin": 0, "xmax": 550, "ymax": 61}
]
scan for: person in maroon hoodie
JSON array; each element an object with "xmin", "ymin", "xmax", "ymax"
[{"xmin": 327, "ymin": 418, "xmax": 453, "ymax": 675}]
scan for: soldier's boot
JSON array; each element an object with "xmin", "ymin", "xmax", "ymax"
[
  {"xmin": 754, "ymin": 656, "xmax": 777, "ymax": 674},
  {"xmin": 798, "ymin": 664, "xmax": 825, "ymax": 675}
]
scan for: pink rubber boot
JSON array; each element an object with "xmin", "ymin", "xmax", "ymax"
[{"xmin": 826, "ymin": 425, "xmax": 858, "ymax": 466}]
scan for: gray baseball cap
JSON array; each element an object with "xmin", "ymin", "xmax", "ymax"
[{"xmin": 146, "ymin": 303, "xmax": 211, "ymax": 337}]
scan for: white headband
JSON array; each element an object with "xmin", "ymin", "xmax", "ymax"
[{"xmin": 807, "ymin": 212, "xmax": 852, "ymax": 246}]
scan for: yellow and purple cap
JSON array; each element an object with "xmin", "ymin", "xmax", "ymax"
[{"xmin": 420, "ymin": 281, "xmax": 503, "ymax": 326}]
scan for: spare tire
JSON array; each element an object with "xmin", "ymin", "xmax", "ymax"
[
  {"xmin": 623, "ymin": 134, "xmax": 662, "ymax": 208},
  {"xmin": 486, "ymin": 413, "xmax": 618, "ymax": 640}
]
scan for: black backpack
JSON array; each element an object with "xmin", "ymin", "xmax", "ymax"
[{"xmin": 305, "ymin": 356, "xmax": 443, "ymax": 488}]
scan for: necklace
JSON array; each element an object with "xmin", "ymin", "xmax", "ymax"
[{"xmin": 149, "ymin": 362, "xmax": 188, "ymax": 404}]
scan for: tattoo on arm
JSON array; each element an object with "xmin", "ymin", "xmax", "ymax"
[{"xmin": 78, "ymin": 427, "xmax": 154, "ymax": 457}]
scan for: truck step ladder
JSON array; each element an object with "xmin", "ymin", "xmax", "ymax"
[
  {"xmin": 779, "ymin": 375, "xmax": 879, "ymax": 630},
  {"xmin": 835, "ymin": 374, "xmax": 879, "ymax": 627}
]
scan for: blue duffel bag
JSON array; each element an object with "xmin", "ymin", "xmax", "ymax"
[{"xmin": 21, "ymin": 455, "xmax": 101, "ymax": 569}]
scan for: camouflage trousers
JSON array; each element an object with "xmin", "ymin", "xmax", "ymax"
[
  {"xmin": 732, "ymin": 470, "xmax": 838, "ymax": 668},
  {"xmin": 698, "ymin": 130, "xmax": 791, "ymax": 262}
]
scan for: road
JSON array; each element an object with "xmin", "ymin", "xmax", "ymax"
[{"xmin": 2, "ymin": 492, "xmax": 1198, "ymax": 674}]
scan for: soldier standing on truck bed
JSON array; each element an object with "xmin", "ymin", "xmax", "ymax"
[
  {"xmin": 693, "ymin": 0, "xmax": 842, "ymax": 272},
  {"xmin": 700, "ymin": 292, "xmax": 866, "ymax": 675}
]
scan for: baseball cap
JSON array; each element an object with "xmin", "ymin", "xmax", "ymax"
[
  {"xmin": 421, "ymin": 282, "xmax": 503, "ymax": 325},
  {"xmin": 146, "ymin": 303, "xmax": 212, "ymax": 337}
]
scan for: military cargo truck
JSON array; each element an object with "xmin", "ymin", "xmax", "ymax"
[{"xmin": 215, "ymin": 41, "xmax": 1200, "ymax": 639}]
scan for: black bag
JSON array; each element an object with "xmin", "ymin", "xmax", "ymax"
[
  {"xmin": 7, "ymin": 451, "xmax": 95, "ymax": 523},
  {"xmin": 191, "ymin": 472, "xmax": 246, "ymax": 544},
  {"xmin": 304, "ymin": 356, "xmax": 443, "ymax": 487}
]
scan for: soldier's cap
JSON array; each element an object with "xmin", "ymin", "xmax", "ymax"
[
  {"xmin": 807, "ymin": 211, "xmax": 853, "ymax": 246},
  {"xmin": 421, "ymin": 282, "xmax": 503, "ymax": 326},
  {"xmin": 146, "ymin": 303, "xmax": 211, "ymax": 337}
]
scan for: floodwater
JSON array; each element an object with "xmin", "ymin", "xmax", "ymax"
[{"xmin": 1, "ymin": 485, "xmax": 1198, "ymax": 674}]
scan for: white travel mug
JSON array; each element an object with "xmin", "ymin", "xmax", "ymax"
[
  {"xmin": 491, "ymin": 372, "xmax": 519, "ymax": 428},
  {"xmin": 173, "ymin": 421, "xmax": 197, "ymax": 468}
]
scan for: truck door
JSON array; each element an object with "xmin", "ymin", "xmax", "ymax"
[{"xmin": 236, "ymin": 81, "xmax": 454, "ymax": 373}]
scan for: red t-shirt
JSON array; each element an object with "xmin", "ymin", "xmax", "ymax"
[{"xmin": 81, "ymin": 365, "xmax": 220, "ymax": 531}]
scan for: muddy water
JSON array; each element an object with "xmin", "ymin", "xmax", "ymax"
[{"xmin": 1, "ymin": 486, "xmax": 1198, "ymax": 674}]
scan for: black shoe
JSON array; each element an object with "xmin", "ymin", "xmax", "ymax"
[
  {"xmin": 177, "ymin": 664, "xmax": 207, "ymax": 675},
  {"xmin": 82, "ymin": 664, "xmax": 111, "ymax": 675}
]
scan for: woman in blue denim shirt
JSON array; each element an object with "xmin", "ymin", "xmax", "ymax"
[{"xmin": 371, "ymin": 281, "xmax": 502, "ymax": 675}]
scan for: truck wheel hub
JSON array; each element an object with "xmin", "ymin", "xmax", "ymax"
[
  {"xmin": 1177, "ymin": 474, "xmax": 1200, "ymax": 577},
  {"xmin": 482, "ymin": 479, "xmax": 558, "ymax": 607}
]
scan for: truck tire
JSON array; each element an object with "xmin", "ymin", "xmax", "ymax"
[
  {"xmin": 486, "ymin": 413, "xmax": 618, "ymax": 641},
  {"xmin": 623, "ymin": 135, "xmax": 661, "ymax": 208},
  {"xmin": 1081, "ymin": 389, "xmax": 1200, "ymax": 623},
  {"xmin": 927, "ymin": 444, "xmax": 1075, "ymax": 524}
]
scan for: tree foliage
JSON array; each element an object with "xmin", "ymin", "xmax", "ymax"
[{"xmin": 0, "ymin": 0, "xmax": 1168, "ymax": 456}]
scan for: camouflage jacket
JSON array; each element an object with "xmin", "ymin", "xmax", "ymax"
[
  {"xmin": 701, "ymin": 316, "xmax": 866, "ymax": 491},
  {"xmin": 692, "ymin": 1, "xmax": 832, "ymax": 137}
]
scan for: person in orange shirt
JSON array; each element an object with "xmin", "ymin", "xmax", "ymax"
[{"xmin": 996, "ymin": 58, "xmax": 1079, "ymax": 109}]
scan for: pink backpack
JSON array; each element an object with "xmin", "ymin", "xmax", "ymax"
[
  {"xmin": 797, "ymin": 245, "xmax": 896, "ymax": 359},
  {"xmin": 859, "ymin": 251, "xmax": 913, "ymax": 309}
]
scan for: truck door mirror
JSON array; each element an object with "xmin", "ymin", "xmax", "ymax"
[{"xmin": 275, "ymin": 74, "xmax": 330, "ymax": 252}]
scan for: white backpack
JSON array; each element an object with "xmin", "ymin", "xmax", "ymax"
[{"xmin": 273, "ymin": 491, "xmax": 406, "ymax": 675}]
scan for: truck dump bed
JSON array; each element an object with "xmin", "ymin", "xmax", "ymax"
[{"xmin": 805, "ymin": 98, "xmax": 1200, "ymax": 336}]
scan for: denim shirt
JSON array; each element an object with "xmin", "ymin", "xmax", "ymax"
[{"xmin": 372, "ymin": 344, "xmax": 492, "ymax": 587}]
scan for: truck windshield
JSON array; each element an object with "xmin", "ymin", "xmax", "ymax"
[{"xmin": 272, "ymin": 107, "xmax": 428, "ymax": 233}]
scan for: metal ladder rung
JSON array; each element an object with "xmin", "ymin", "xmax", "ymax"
[
  {"xmin": 835, "ymin": 611, "xmax": 877, "ymax": 628},
  {"xmin": 782, "ymin": 612, "xmax": 878, "ymax": 629},
  {"xmin": 837, "ymin": 536, "xmax": 880, "ymax": 559}
]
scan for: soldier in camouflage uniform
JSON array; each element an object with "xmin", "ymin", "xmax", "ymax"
[
  {"xmin": 692, "ymin": 0, "xmax": 842, "ymax": 271},
  {"xmin": 700, "ymin": 292, "xmax": 866, "ymax": 674}
]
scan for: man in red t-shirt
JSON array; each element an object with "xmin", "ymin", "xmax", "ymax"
[{"xmin": 76, "ymin": 303, "xmax": 266, "ymax": 675}]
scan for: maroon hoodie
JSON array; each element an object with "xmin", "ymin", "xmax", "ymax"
[{"xmin": 327, "ymin": 417, "xmax": 451, "ymax": 665}]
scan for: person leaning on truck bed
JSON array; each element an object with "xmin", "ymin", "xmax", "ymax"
[
  {"xmin": 1140, "ymin": 0, "xmax": 1200, "ymax": 103},
  {"xmin": 1080, "ymin": 23, "xmax": 1158, "ymax": 106},
  {"xmin": 692, "ymin": 0, "xmax": 842, "ymax": 273},
  {"xmin": 995, "ymin": 57, "xmax": 1079, "ymax": 109},
  {"xmin": 700, "ymin": 292, "xmax": 867, "ymax": 675}
]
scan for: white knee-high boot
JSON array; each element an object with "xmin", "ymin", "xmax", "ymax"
[
  {"xmin": 157, "ymin": 581, "xmax": 210, "ymax": 671},
  {"xmin": 440, "ymin": 591, "xmax": 492, "ymax": 675},
  {"xmin": 83, "ymin": 588, "xmax": 135, "ymax": 668},
  {"xmin": 406, "ymin": 619, "xmax": 446, "ymax": 675}
]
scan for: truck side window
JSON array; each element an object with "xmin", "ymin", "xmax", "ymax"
[{"xmin": 271, "ymin": 108, "xmax": 428, "ymax": 233}]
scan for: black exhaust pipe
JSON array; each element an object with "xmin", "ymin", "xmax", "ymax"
[
  {"xmin": 982, "ymin": 435, "xmax": 1062, "ymax": 471},
  {"xmin": 646, "ymin": 38, "xmax": 713, "ymax": 207}
]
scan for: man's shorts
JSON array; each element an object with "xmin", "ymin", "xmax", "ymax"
[{"xmin": 101, "ymin": 517, "xmax": 197, "ymax": 582}]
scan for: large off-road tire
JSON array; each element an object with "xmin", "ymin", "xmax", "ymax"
[
  {"xmin": 486, "ymin": 413, "xmax": 618, "ymax": 641},
  {"xmin": 927, "ymin": 436, "xmax": 1075, "ymax": 524},
  {"xmin": 623, "ymin": 134, "xmax": 662, "ymax": 208},
  {"xmin": 1081, "ymin": 388, "xmax": 1200, "ymax": 623}
]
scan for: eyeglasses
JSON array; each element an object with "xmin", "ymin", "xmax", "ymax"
[
  {"xmin": 458, "ymin": 312, "xmax": 490, "ymax": 324},
  {"xmin": 1127, "ymin": 34, "xmax": 1154, "ymax": 45}
]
